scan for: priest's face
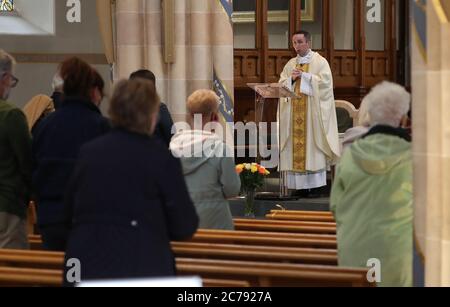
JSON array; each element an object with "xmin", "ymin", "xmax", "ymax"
[{"xmin": 292, "ymin": 34, "xmax": 310, "ymax": 57}]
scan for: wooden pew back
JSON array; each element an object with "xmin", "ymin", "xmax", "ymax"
[
  {"xmin": 0, "ymin": 250, "xmax": 372, "ymax": 287},
  {"xmin": 233, "ymin": 219, "xmax": 337, "ymax": 234},
  {"xmin": 29, "ymin": 229, "xmax": 338, "ymax": 250},
  {"xmin": 177, "ymin": 258, "xmax": 372, "ymax": 287}
]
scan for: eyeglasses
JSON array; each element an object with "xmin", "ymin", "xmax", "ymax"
[{"xmin": 1, "ymin": 72, "xmax": 19, "ymax": 88}]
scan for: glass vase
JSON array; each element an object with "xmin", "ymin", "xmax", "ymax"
[{"xmin": 244, "ymin": 189, "xmax": 256, "ymax": 218}]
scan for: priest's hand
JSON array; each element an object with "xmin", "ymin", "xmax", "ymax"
[{"xmin": 292, "ymin": 69, "xmax": 303, "ymax": 81}]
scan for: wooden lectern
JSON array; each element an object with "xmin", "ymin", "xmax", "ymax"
[{"xmin": 247, "ymin": 83, "xmax": 300, "ymax": 199}]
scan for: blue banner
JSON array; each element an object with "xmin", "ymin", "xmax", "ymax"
[
  {"xmin": 213, "ymin": 69, "xmax": 234, "ymax": 123},
  {"xmin": 412, "ymin": 0, "xmax": 427, "ymax": 61},
  {"xmin": 218, "ymin": 0, "xmax": 233, "ymax": 20}
]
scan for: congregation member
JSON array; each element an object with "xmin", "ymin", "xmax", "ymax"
[
  {"xmin": 63, "ymin": 79, "xmax": 198, "ymax": 282},
  {"xmin": 0, "ymin": 49, "xmax": 32, "ymax": 249},
  {"xmin": 331, "ymin": 81, "xmax": 413, "ymax": 287},
  {"xmin": 32, "ymin": 57, "xmax": 110, "ymax": 251},
  {"xmin": 170, "ymin": 90, "xmax": 240, "ymax": 230},
  {"xmin": 130, "ymin": 69, "xmax": 174, "ymax": 147}
]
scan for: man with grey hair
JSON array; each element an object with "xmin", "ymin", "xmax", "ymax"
[
  {"xmin": 331, "ymin": 81, "xmax": 413, "ymax": 287},
  {"xmin": 0, "ymin": 49, "xmax": 32, "ymax": 249}
]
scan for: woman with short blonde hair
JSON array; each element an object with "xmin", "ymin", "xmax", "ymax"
[
  {"xmin": 187, "ymin": 89, "xmax": 219, "ymax": 121},
  {"xmin": 171, "ymin": 89, "xmax": 240, "ymax": 230}
]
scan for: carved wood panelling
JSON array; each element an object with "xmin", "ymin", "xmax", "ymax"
[
  {"xmin": 234, "ymin": 50, "xmax": 262, "ymax": 88},
  {"xmin": 233, "ymin": 0, "xmax": 406, "ymax": 122},
  {"xmin": 331, "ymin": 51, "xmax": 359, "ymax": 87},
  {"xmin": 267, "ymin": 51, "xmax": 294, "ymax": 83},
  {"xmin": 365, "ymin": 51, "xmax": 390, "ymax": 87}
]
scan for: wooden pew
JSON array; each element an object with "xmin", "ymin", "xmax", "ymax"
[
  {"xmin": 193, "ymin": 230, "xmax": 337, "ymax": 248},
  {"xmin": 0, "ymin": 260, "xmax": 371, "ymax": 287},
  {"xmin": 0, "ymin": 267, "xmax": 62, "ymax": 287},
  {"xmin": 0, "ymin": 266, "xmax": 249, "ymax": 288},
  {"xmin": 28, "ymin": 235, "xmax": 41, "ymax": 241},
  {"xmin": 268, "ymin": 210, "xmax": 333, "ymax": 216},
  {"xmin": 269, "ymin": 210, "xmax": 333, "ymax": 216},
  {"xmin": 265, "ymin": 213, "xmax": 335, "ymax": 222},
  {"xmin": 176, "ymin": 258, "xmax": 372, "ymax": 287},
  {"xmin": 4, "ymin": 242, "xmax": 338, "ymax": 268},
  {"xmin": 266, "ymin": 211, "xmax": 336, "ymax": 223},
  {"xmin": 0, "ymin": 249, "xmax": 64, "ymax": 270},
  {"xmin": 28, "ymin": 235, "xmax": 43, "ymax": 250},
  {"xmin": 30, "ymin": 229, "xmax": 338, "ymax": 250},
  {"xmin": 233, "ymin": 219, "xmax": 337, "ymax": 234},
  {"xmin": 171, "ymin": 242, "xmax": 338, "ymax": 265},
  {"xmin": 203, "ymin": 279, "xmax": 250, "ymax": 287},
  {"xmin": 0, "ymin": 250, "xmax": 372, "ymax": 287},
  {"xmin": 233, "ymin": 219, "xmax": 336, "ymax": 228}
]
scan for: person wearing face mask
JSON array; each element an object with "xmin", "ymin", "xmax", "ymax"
[
  {"xmin": 278, "ymin": 30, "xmax": 340, "ymax": 197},
  {"xmin": 32, "ymin": 57, "xmax": 111, "ymax": 251},
  {"xmin": 50, "ymin": 73, "xmax": 64, "ymax": 110},
  {"xmin": 0, "ymin": 49, "xmax": 32, "ymax": 249},
  {"xmin": 91, "ymin": 70, "xmax": 105, "ymax": 107},
  {"xmin": 62, "ymin": 79, "xmax": 199, "ymax": 283}
]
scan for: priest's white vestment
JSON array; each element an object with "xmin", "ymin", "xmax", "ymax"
[{"xmin": 278, "ymin": 50, "xmax": 340, "ymax": 190}]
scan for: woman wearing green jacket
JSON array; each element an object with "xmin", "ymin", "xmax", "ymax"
[
  {"xmin": 331, "ymin": 81, "xmax": 413, "ymax": 287},
  {"xmin": 0, "ymin": 50, "xmax": 32, "ymax": 249}
]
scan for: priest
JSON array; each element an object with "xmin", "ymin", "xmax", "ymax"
[{"xmin": 278, "ymin": 30, "xmax": 340, "ymax": 192}]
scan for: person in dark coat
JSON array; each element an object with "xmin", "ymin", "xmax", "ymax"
[
  {"xmin": 32, "ymin": 58, "xmax": 110, "ymax": 251},
  {"xmin": 63, "ymin": 79, "xmax": 199, "ymax": 283},
  {"xmin": 129, "ymin": 69, "xmax": 174, "ymax": 147}
]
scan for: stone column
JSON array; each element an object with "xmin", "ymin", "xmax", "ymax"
[{"xmin": 412, "ymin": 0, "xmax": 450, "ymax": 286}]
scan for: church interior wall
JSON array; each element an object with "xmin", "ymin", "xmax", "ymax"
[{"xmin": 0, "ymin": 0, "xmax": 110, "ymax": 113}]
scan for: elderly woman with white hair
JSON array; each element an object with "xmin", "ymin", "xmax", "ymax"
[{"xmin": 330, "ymin": 81, "xmax": 413, "ymax": 287}]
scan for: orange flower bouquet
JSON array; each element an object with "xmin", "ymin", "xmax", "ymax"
[{"xmin": 235, "ymin": 163, "xmax": 270, "ymax": 217}]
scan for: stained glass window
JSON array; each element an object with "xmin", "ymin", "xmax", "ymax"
[{"xmin": 0, "ymin": 0, "xmax": 14, "ymax": 12}]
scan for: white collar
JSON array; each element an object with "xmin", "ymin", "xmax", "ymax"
[{"xmin": 297, "ymin": 50, "xmax": 313, "ymax": 65}]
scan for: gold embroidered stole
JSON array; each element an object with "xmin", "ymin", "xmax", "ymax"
[{"xmin": 292, "ymin": 63, "xmax": 309, "ymax": 172}]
